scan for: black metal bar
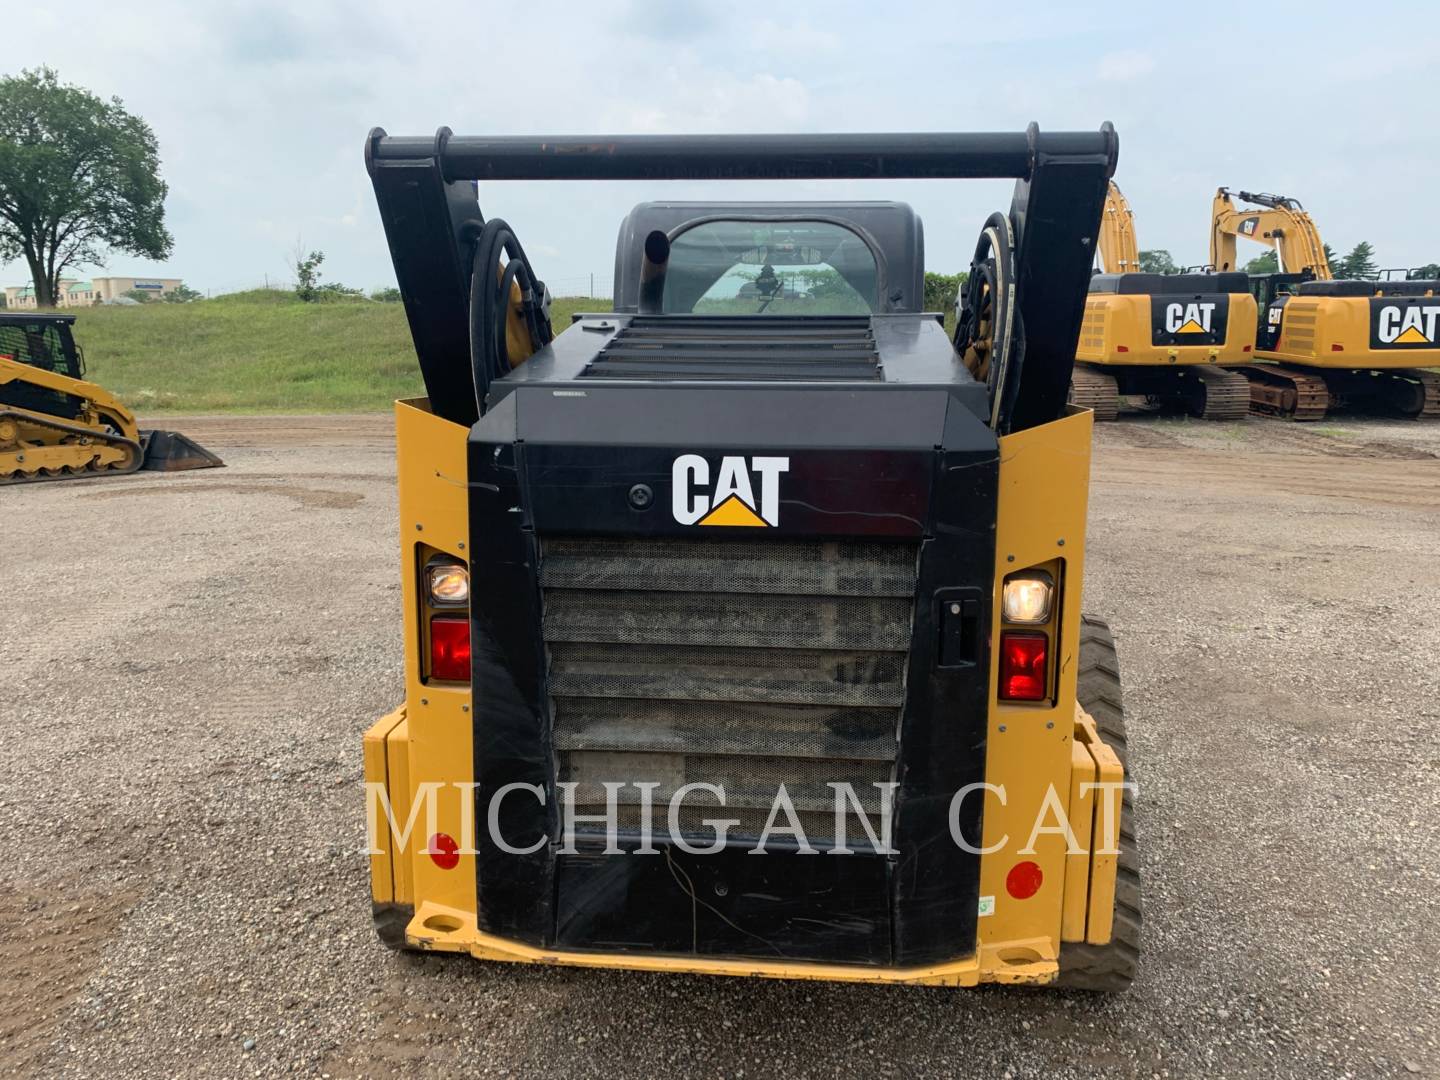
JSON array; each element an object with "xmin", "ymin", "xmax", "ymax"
[
  {"xmin": 366, "ymin": 125, "xmax": 1118, "ymax": 431},
  {"xmin": 1004, "ymin": 123, "xmax": 1118, "ymax": 431},
  {"xmin": 370, "ymin": 130, "xmax": 1116, "ymax": 182}
]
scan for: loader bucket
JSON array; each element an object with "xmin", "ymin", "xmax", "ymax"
[{"xmin": 140, "ymin": 430, "xmax": 225, "ymax": 471}]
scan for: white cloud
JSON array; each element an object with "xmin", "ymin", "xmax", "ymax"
[
  {"xmin": 4, "ymin": 3, "xmax": 1440, "ymax": 292},
  {"xmin": 1097, "ymin": 50, "xmax": 1157, "ymax": 82}
]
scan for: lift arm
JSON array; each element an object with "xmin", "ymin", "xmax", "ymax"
[
  {"xmin": 1210, "ymin": 188, "xmax": 1332, "ymax": 279},
  {"xmin": 366, "ymin": 126, "xmax": 1118, "ymax": 433},
  {"xmin": 1097, "ymin": 181, "xmax": 1139, "ymax": 274}
]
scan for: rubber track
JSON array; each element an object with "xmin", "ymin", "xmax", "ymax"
[
  {"xmin": 0, "ymin": 408, "xmax": 143, "ymax": 486},
  {"xmin": 1068, "ymin": 365, "xmax": 1120, "ymax": 422},
  {"xmin": 1056, "ymin": 614, "xmax": 1141, "ymax": 993}
]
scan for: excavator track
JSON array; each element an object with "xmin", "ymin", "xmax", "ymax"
[
  {"xmin": 1418, "ymin": 370, "xmax": 1440, "ymax": 419},
  {"xmin": 1330, "ymin": 368, "xmax": 1440, "ymax": 420},
  {"xmin": 1232, "ymin": 365, "xmax": 1330, "ymax": 421},
  {"xmin": 0, "ymin": 408, "xmax": 144, "ymax": 486},
  {"xmin": 1069, "ymin": 365, "xmax": 1121, "ymax": 421},
  {"xmin": 1183, "ymin": 365, "xmax": 1251, "ymax": 421}
]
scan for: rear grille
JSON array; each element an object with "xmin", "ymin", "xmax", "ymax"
[
  {"xmin": 583, "ymin": 316, "xmax": 881, "ymax": 381},
  {"xmin": 540, "ymin": 536, "xmax": 918, "ymax": 847}
]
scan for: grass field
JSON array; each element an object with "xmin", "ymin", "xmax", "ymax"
[{"xmin": 69, "ymin": 290, "xmax": 609, "ymax": 413}]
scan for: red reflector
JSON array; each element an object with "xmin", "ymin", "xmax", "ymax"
[
  {"xmin": 428, "ymin": 832, "xmax": 459, "ymax": 870},
  {"xmin": 999, "ymin": 631, "xmax": 1048, "ymax": 701},
  {"xmin": 1115, "ymin": 345, "xmax": 1129, "ymax": 353},
  {"xmin": 429, "ymin": 615, "xmax": 471, "ymax": 681},
  {"xmin": 1331, "ymin": 343, "xmax": 1344, "ymax": 352},
  {"xmin": 1242, "ymin": 344, "xmax": 1252, "ymax": 352},
  {"xmin": 1006, "ymin": 860, "xmax": 1043, "ymax": 899}
]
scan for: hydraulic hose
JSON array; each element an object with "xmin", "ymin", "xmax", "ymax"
[{"xmin": 468, "ymin": 218, "xmax": 553, "ymax": 417}]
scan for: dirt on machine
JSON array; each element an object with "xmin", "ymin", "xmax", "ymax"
[
  {"xmin": 1067, "ymin": 181, "xmax": 1255, "ymax": 422},
  {"xmin": 0, "ymin": 312, "xmax": 222, "ymax": 484},
  {"xmin": 1211, "ymin": 188, "xmax": 1440, "ymax": 421}
]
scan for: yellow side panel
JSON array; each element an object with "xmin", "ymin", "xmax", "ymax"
[
  {"xmin": 363, "ymin": 706, "xmax": 407, "ymax": 904},
  {"xmin": 1082, "ymin": 721, "xmax": 1125, "ymax": 945},
  {"xmin": 979, "ymin": 406, "xmax": 1092, "ymax": 953},
  {"xmin": 386, "ymin": 717, "xmax": 414, "ymax": 906},
  {"xmin": 392, "ymin": 398, "xmax": 476, "ymax": 920},
  {"xmin": 1060, "ymin": 738, "xmax": 1096, "ymax": 942}
]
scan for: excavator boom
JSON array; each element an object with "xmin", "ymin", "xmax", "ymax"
[
  {"xmin": 1097, "ymin": 181, "xmax": 1140, "ymax": 274},
  {"xmin": 1209, "ymin": 188, "xmax": 1331, "ymax": 279}
]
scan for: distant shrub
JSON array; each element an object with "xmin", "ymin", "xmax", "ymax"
[{"xmin": 923, "ymin": 272, "xmax": 966, "ymax": 313}]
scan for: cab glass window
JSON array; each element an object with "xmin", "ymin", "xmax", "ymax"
[{"xmin": 662, "ymin": 220, "xmax": 878, "ymax": 315}]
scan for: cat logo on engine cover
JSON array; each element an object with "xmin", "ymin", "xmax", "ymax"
[
  {"xmin": 1371, "ymin": 300, "xmax": 1440, "ymax": 349},
  {"xmin": 1152, "ymin": 296, "xmax": 1227, "ymax": 347},
  {"xmin": 672, "ymin": 454, "xmax": 789, "ymax": 527}
]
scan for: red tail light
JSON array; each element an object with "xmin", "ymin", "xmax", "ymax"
[
  {"xmin": 999, "ymin": 631, "xmax": 1048, "ymax": 701},
  {"xmin": 1115, "ymin": 345, "xmax": 1129, "ymax": 353},
  {"xmin": 1331, "ymin": 343, "xmax": 1344, "ymax": 352},
  {"xmin": 429, "ymin": 615, "xmax": 471, "ymax": 681},
  {"xmin": 1242, "ymin": 344, "xmax": 1252, "ymax": 352}
]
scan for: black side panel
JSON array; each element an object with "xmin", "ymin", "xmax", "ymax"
[
  {"xmin": 890, "ymin": 398, "xmax": 998, "ymax": 965},
  {"xmin": 467, "ymin": 395, "xmax": 553, "ymax": 944}
]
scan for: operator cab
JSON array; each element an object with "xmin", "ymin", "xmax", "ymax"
[{"xmin": 612, "ymin": 202, "xmax": 925, "ymax": 314}]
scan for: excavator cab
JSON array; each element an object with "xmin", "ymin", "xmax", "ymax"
[{"xmin": 361, "ymin": 125, "xmax": 1140, "ymax": 991}]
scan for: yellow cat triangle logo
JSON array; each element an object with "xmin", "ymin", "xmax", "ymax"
[
  {"xmin": 698, "ymin": 494, "xmax": 770, "ymax": 527},
  {"xmin": 1395, "ymin": 325, "xmax": 1431, "ymax": 344},
  {"xmin": 1177, "ymin": 318, "xmax": 1206, "ymax": 334}
]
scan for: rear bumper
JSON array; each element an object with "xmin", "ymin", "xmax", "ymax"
[
  {"xmin": 397, "ymin": 899, "xmax": 1058, "ymax": 987},
  {"xmin": 363, "ymin": 698, "xmax": 1124, "ymax": 988}
]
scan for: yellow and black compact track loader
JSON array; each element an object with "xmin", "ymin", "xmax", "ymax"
[
  {"xmin": 1211, "ymin": 188, "xmax": 1440, "ymax": 420},
  {"xmin": 1068, "ymin": 182, "xmax": 1255, "ymax": 421},
  {"xmin": 362, "ymin": 125, "xmax": 1139, "ymax": 991},
  {"xmin": 0, "ymin": 312, "xmax": 222, "ymax": 484}
]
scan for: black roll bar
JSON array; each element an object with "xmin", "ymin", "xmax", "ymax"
[{"xmin": 366, "ymin": 125, "xmax": 1117, "ymax": 429}]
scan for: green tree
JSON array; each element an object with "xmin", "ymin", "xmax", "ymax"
[
  {"xmin": 1338, "ymin": 241, "xmax": 1377, "ymax": 280},
  {"xmin": 1244, "ymin": 251, "xmax": 1279, "ymax": 274},
  {"xmin": 1137, "ymin": 249, "xmax": 1177, "ymax": 274},
  {"xmin": 1323, "ymin": 243, "xmax": 1341, "ymax": 275},
  {"xmin": 292, "ymin": 248, "xmax": 325, "ymax": 302},
  {"xmin": 1410, "ymin": 263, "xmax": 1440, "ymax": 280},
  {"xmin": 163, "ymin": 283, "xmax": 203, "ymax": 303},
  {"xmin": 923, "ymin": 271, "xmax": 966, "ymax": 312},
  {"xmin": 0, "ymin": 68, "xmax": 171, "ymax": 308}
]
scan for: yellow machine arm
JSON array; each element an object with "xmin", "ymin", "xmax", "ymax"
[
  {"xmin": 1097, "ymin": 181, "xmax": 1140, "ymax": 274},
  {"xmin": 1210, "ymin": 188, "xmax": 1332, "ymax": 279}
]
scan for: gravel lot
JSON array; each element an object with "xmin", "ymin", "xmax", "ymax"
[{"xmin": 2, "ymin": 412, "xmax": 1437, "ymax": 1078}]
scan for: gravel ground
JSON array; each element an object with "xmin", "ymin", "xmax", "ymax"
[{"xmin": 2, "ymin": 412, "xmax": 1437, "ymax": 1078}]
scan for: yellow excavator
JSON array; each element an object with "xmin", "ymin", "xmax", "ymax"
[
  {"xmin": 1, "ymin": 311, "xmax": 222, "ymax": 484},
  {"xmin": 1068, "ymin": 181, "xmax": 1255, "ymax": 421},
  {"xmin": 1211, "ymin": 188, "xmax": 1440, "ymax": 420}
]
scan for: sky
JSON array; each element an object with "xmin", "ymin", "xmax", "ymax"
[{"xmin": 5, "ymin": 2, "xmax": 1439, "ymax": 297}]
